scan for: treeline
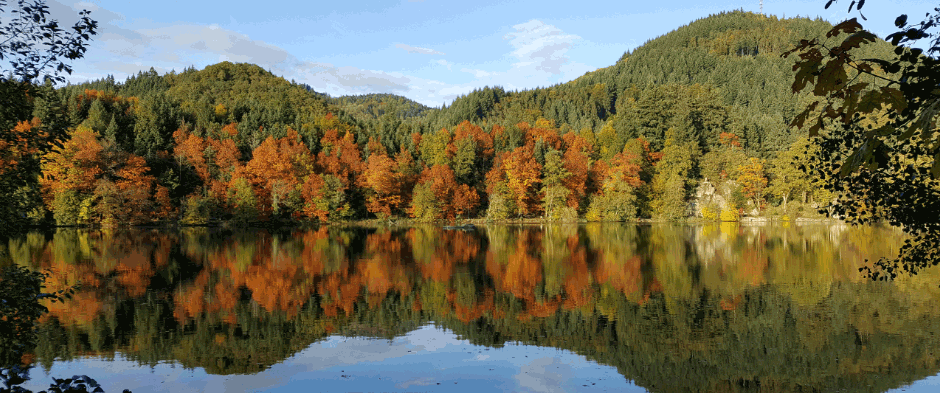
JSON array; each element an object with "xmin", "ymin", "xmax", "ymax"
[{"xmin": 0, "ymin": 11, "xmax": 897, "ymax": 228}]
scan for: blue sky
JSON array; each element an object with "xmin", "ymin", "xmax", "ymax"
[{"xmin": 34, "ymin": 0, "xmax": 938, "ymax": 106}]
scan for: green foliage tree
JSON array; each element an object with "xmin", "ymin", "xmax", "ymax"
[
  {"xmin": 82, "ymin": 99, "xmax": 108, "ymax": 134},
  {"xmin": 410, "ymin": 182, "xmax": 439, "ymax": 221},
  {"xmin": 586, "ymin": 183, "xmax": 638, "ymax": 221},
  {"xmin": 133, "ymin": 94, "xmax": 180, "ymax": 159},
  {"xmin": 651, "ymin": 133, "xmax": 699, "ymax": 219},
  {"xmin": 227, "ymin": 177, "xmax": 259, "ymax": 224},
  {"xmin": 540, "ymin": 149, "xmax": 574, "ymax": 220},
  {"xmin": 452, "ymin": 137, "xmax": 478, "ymax": 185},
  {"xmin": 768, "ymin": 136, "xmax": 817, "ymax": 210}
]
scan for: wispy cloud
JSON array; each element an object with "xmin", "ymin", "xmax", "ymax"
[
  {"xmin": 290, "ymin": 61, "xmax": 412, "ymax": 94},
  {"xmin": 59, "ymin": 0, "xmax": 597, "ymax": 107},
  {"xmin": 461, "ymin": 68, "xmax": 494, "ymax": 78},
  {"xmin": 504, "ymin": 20, "xmax": 580, "ymax": 75},
  {"xmin": 135, "ymin": 24, "xmax": 291, "ymax": 67},
  {"xmin": 395, "ymin": 43, "xmax": 445, "ymax": 55},
  {"xmin": 435, "ymin": 59, "xmax": 453, "ymax": 70},
  {"xmin": 515, "ymin": 357, "xmax": 573, "ymax": 393}
]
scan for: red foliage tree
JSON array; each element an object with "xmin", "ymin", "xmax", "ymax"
[
  {"xmin": 246, "ymin": 128, "xmax": 311, "ymax": 217},
  {"xmin": 416, "ymin": 164, "xmax": 480, "ymax": 219},
  {"xmin": 317, "ymin": 129, "xmax": 363, "ymax": 185}
]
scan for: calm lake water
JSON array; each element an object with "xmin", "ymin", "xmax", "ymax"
[{"xmin": 4, "ymin": 223, "xmax": 940, "ymax": 392}]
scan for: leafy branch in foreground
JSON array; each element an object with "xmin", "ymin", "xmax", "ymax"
[
  {"xmin": 0, "ymin": 265, "xmax": 75, "ymax": 366},
  {"xmin": 785, "ymin": 10, "xmax": 940, "ymax": 279},
  {"xmin": 0, "ymin": 0, "xmax": 98, "ymax": 83},
  {"xmin": 0, "ymin": 266, "xmax": 131, "ymax": 393}
]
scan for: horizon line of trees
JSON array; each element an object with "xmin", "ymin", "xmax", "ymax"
[{"xmin": 25, "ymin": 90, "xmax": 839, "ymax": 227}]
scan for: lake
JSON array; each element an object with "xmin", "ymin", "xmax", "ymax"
[{"xmin": 4, "ymin": 223, "xmax": 940, "ymax": 392}]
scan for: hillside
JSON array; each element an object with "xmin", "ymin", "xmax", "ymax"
[
  {"xmin": 1, "ymin": 11, "xmax": 898, "ymax": 228},
  {"xmin": 60, "ymin": 11, "xmax": 894, "ymax": 159},
  {"xmin": 423, "ymin": 11, "xmax": 894, "ymax": 156}
]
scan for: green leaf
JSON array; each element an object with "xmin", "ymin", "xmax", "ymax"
[
  {"xmin": 840, "ymin": 31, "xmax": 877, "ymax": 50},
  {"xmin": 790, "ymin": 102, "xmax": 818, "ymax": 128},
  {"xmin": 880, "ymin": 87, "xmax": 907, "ymax": 112},
  {"xmin": 827, "ymin": 18, "xmax": 863, "ymax": 38},
  {"xmin": 815, "ymin": 61, "xmax": 849, "ymax": 96},
  {"xmin": 904, "ymin": 99, "xmax": 940, "ymax": 142},
  {"xmin": 933, "ymin": 152, "xmax": 940, "ymax": 178},
  {"xmin": 840, "ymin": 138, "xmax": 882, "ymax": 177}
]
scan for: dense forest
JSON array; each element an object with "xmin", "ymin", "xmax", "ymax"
[
  {"xmin": 5, "ymin": 224, "xmax": 935, "ymax": 392},
  {"xmin": 0, "ymin": 11, "xmax": 899, "ymax": 230}
]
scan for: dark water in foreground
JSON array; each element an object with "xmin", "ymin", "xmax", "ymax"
[{"xmin": 3, "ymin": 223, "xmax": 939, "ymax": 392}]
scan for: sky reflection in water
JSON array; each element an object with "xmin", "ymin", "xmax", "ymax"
[{"xmin": 23, "ymin": 324, "xmax": 637, "ymax": 393}]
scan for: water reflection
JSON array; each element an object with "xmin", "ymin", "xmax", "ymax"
[{"xmin": 3, "ymin": 223, "xmax": 939, "ymax": 392}]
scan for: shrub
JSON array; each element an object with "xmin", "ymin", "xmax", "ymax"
[
  {"xmin": 51, "ymin": 190, "xmax": 83, "ymax": 226},
  {"xmin": 181, "ymin": 194, "xmax": 213, "ymax": 225},
  {"xmin": 701, "ymin": 204, "xmax": 719, "ymax": 221},
  {"xmin": 720, "ymin": 208, "xmax": 739, "ymax": 222}
]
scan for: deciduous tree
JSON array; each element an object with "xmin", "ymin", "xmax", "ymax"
[{"xmin": 737, "ymin": 157, "xmax": 768, "ymax": 214}]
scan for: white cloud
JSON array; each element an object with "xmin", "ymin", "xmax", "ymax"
[
  {"xmin": 59, "ymin": 1, "xmax": 598, "ymax": 107},
  {"xmin": 72, "ymin": 1, "xmax": 125, "ymax": 24},
  {"xmin": 290, "ymin": 61, "xmax": 412, "ymax": 94},
  {"xmin": 396, "ymin": 377, "xmax": 437, "ymax": 389},
  {"xmin": 504, "ymin": 20, "xmax": 580, "ymax": 75},
  {"xmin": 395, "ymin": 43, "xmax": 445, "ymax": 55},
  {"xmin": 435, "ymin": 59, "xmax": 453, "ymax": 70},
  {"xmin": 514, "ymin": 357, "xmax": 574, "ymax": 393},
  {"xmin": 461, "ymin": 68, "xmax": 494, "ymax": 78},
  {"xmin": 137, "ymin": 24, "xmax": 292, "ymax": 67}
]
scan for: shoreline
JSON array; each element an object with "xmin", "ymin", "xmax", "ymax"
[{"xmin": 17, "ymin": 215, "xmax": 845, "ymax": 232}]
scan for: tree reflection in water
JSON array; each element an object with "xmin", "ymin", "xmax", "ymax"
[{"xmin": 2, "ymin": 223, "xmax": 937, "ymax": 392}]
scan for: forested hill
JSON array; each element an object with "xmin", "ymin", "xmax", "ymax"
[
  {"xmin": 420, "ymin": 10, "xmax": 893, "ymax": 156},
  {"xmin": 328, "ymin": 94, "xmax": 432, "ymax": 120},
  {"xmin": 61, "ymin": 10, "xmax": 892, "ymax": 160},
  {"xmin": 57, "ymin": 62, "xmax": 361, "ymax": 155},
  {"xmin": 2, "ymin": 11, "xmax": 898, "ymax": 228}
]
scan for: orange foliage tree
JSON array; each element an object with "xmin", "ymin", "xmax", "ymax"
[
  {"xmin": 299, "ymin": 129, "xmax": 363, "ymax": 221},
  {"xmin": 360, "ymin": 152, "xmax": 402, "ymax": 218},
  {"xmin": 317, "ymin": 129, "xmax": 363, "ymax": 185},
  {"xmin": 560, "ymin": 132, "xmax": 593, "ymax": 210},
  {"xmin": 173, "ymin": 125, "xmax": 243, "ymax": 202},
  {"xmin": 42, "ymin": 126, "xmax": 172, "ymax": 225},
  {"xmin": 521, "ymin": 119, "xmax": 563, "ymax": 150},
  {"xmin": 411, "ymin": 164, "xmax": 479, "ymax": 220},
  {"xmin": 737, "ymin": 157, "xmax": 768, "ymax": 214},
  {"xmin": 0, "ymin": 118, "xmax": 45, "ymax": 178},
  {"xmin": 245, "ymin": 128, "xmax": 311, "ymax": 217},
  {"xmin": 485, "ymin": 146, "xmax": 542, "ymax": 218}
]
